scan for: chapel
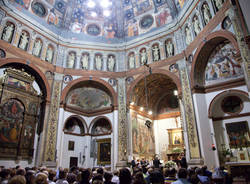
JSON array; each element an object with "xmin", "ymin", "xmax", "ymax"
[{"xmin": 0, "ymin": 0, "xmax": 249, "ymax": 176}]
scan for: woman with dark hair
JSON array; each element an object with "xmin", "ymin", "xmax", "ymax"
[
  {"xmin": 119, "ymin": 168, "xmax": 132, "ymax": 184},
  {"xmin": 133, "ymin": 172, "xmax": 146, "ymax": 184}
]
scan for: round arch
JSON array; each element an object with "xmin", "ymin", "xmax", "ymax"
[
  {"xmin": 60, "ymin": 76, "xmax": 118, "ymax": 108},
  {"xmin": 89, "ymin": 116, "xmax": 113, "ymax": 136},
  {"xmin": 190, "ymin": 30, "xmax": 239, "ymax": 90},
  {"xmin": 0, "ymin": 58, "xmax": 51, "ymax": 101},
  {"xmin": 127, "ymin": 68, "xmax": 182, "ymax": 105},
  {"xmin": 208, "ymin": 89, "xmax": 249, "ymax": 118},
  {"xmin": 63, "ymin": 115, "xmax": 89, "ymax": 135}
]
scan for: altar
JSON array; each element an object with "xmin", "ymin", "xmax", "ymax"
[{"xmin": 225, "ymin": 162, "xmax": 250, "ymax": 182}]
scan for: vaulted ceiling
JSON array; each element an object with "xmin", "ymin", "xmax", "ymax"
[
  {"xmin": 9, "ymin": 0, "xmax": 189, "ymax": 42},
  {"xmin": 131, "ymin": 73, "xmax": 178, "ymax": 112}
]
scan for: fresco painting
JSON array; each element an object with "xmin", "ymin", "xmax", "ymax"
[
  {"xmin": 67, "ymin": 87, "xmax": 111, "ymax": 111},
  {"xmin": 132, "ymin": 116, "xmax": 155, "ymax": 155},
  {"xmin": 205, "ymin": 42, "xmax": 243, "ymax": 85},
  {"xmin": 10, "ymin": 0, "xmax": 190, "ymax": 41}
]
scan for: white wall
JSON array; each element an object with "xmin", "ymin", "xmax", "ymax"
[
  {"xmin": 193, "ymin": 85, "xmax": 249, "ymax": 169},
  {"xmin": 154, "ymin": 117, "xmax": 181, "ymax": 161},
  {"xmin": 57, "ymin": 109, "xmax": 118, "ymax": 169}
]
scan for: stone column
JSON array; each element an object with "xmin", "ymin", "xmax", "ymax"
[
  {"xmin": 42, "ymin": 73, "xmax": 63, "ymax": 167},
  {"xmin": 226, "ymin": 7, "xmax": 250, "ymax": 93},
  {"xmin": 178, "ymin": 60, "xmax": 202, "ymax": 164},
  {"xmin": 76, "ymin": 52, "xmax": 81, "ymax": 69},
  {"xmin": 116, "ymin": 78, "xmax": 128, "ymax": 168}
]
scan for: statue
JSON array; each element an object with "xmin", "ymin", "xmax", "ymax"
[
  {"xmin": 2, "ymin": 24, "xmax": 14, "ymax": 43},
  {"xmin": 81, "ymin": 54, "xmax": 89, "ymax": 70},
  {"xmin": 166, "ymin": 41, "xmax": 174, "ymax": 57},
  {"xmin": 152, "ymin": 45, "xmax": 160, "ymax": 62},
  {"xmin": 140, "ymin": 49, "xmax": 147, "ymax": 65},
  {"xmin": 32, "ymin": 39, "xmax": 42, "ymax": 57},
  {"xmin": 214, "ymin": 0, "xmax": 223, "ymax": 10},
  {"xmin": 45, "ymin": 47, "xmax": 53, "ymax": 63},
  {"xmin": 107, "ymin": 55, "xmax": 115, "ymax": 71},
  {"xmin": 18, "ymin": 32, "xmax": 29, "ymax": 50},
  {"xmin": 129, "ymin": 54, "xmax": 135, "ymax": 69},
  {"xmin": 202, "ymin": 4, "xmax": 211, "ymax": 25},
  {"xmin": 185, "ymin": 27, "xmax": 192, "ymax": 45},
  {"xmin": 95, "ymin": 55, "xmax": 102, "ymax": 70},
  {"xmin": 193, "ymin": 16, "xmax": 201, "ymax": 36},
  {"xmin": 67, "ymin": 53, "xmax": 75, "ymax": 68}
]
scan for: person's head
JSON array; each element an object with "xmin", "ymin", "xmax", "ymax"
[
  {"xmin": 80, "ymin": 168, "xmax": 91, "ymax": 183},
  {"xmin": 92, "ymin": 174, "xmax": 103, "ymax": 183},
  {"xmin": 119, "ymin": 168, "xmax": 132, "ymax": 184},
  {"xmin": 8, "ymin": 175, "xmax": 26, "ymax": 184},
  {"xmin": 149, "ymin": 171, "xmax": 164, "ymax": 184},
  {"xmin": 35, "ymin": 173, "xmax": 48, "ymax": 184},
  {"xmin": 0, "ymin": 168, "xmax": 10, "ymax": 179},
  {"xmin": 67, "ymin": 173, "xmax": 77, "ymax": 184},
  {"xmin": 16, "ymin": 168, "xmax": 26, "ymax": 176},
  {"xmin": 169, "ymin": 168, "xmax": 177, "ymax": 177},
  {"xmin": 25, "ymin": 170, "xmax": 36, "ymax": 184},
  {"xmin": 58, "ymin": 170, "xmax": 67, "ymax": 179},
  {"xmin": 113, "ymin": 170, "xmax": 118, "ymax": 176},
  {"xmin": 48, "ymin": 170, "xmax": 56, "ymax": 181},
  {"xmin": 104, "ymin": 172, "xmax": 113, "ymax": 182},
  {"xmin": 133, "ymin": 172, "xmax": 146, "ymax": 184},
  {"xmin": 177, "ymin": 168, "xmax": 188, "ymax": 179},
  {"xmin": 97, "ymin": 168, "xmax": 104, "ymax": 176}
]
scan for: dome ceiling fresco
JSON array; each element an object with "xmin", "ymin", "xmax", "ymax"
[{"xmin": 9, "ymin": 0, "xmax": 189, "ymax": 43}]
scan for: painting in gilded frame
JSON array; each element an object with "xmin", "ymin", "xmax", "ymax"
[{"xmin": 97, "ymin": 138, "xmax": 111, "ymax": 165}]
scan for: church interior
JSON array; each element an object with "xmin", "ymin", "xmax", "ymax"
[{"xmin": 0, "ymin": 0, "xmax": 250, "ymax": 178}]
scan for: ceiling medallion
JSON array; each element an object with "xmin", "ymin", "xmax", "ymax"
[{"xmin": 139, "ymin": 14, "xmax": 154, "ymax": 29}]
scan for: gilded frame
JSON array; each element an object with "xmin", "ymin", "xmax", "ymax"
[{"xmin": 97, "ymin": 138, "xmax": 111, "ymax": 165}]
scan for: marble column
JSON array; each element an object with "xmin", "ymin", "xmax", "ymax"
[
  {"xmin": 226, "ymin": 7, "xmax": 250, "ymax": 93},
  {"xmin": 178, "ymin": 60, "xmax": 202, "ymax": 164},
  {"xmin": 42, "ymin": 73, "xmax": 63, "ymax": 167},
  {"xmin": 116, "ymin": 78, "xmax": 128, "ymax": 168}
]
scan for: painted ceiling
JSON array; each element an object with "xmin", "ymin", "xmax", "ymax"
[
  {"xmin": 10, "ymin": 0, "xmax": 189, "ymax": 43},
  {"xmin": 131, "ymin": 73, "xmax": 177, "ymax": 112}
]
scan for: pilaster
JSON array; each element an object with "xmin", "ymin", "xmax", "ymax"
[
  {"xmin": 42, "ymin": 73, "xmax": 63, "ymax": 167},
  {"xmin": 116, "ymin": 78, "xmax": 128, "ymax": 168},
  {"xmin": 178, "ymin": 60, "xmax": 202, "ymax": 164},
  {"xmin": 226, "ymin": 7, "xmax": 250, "ymax": 93}
]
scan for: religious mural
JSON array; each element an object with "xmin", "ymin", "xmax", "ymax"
[
  {"xmin": 132, "ymin": 115, "xmax": 155, "ymax": 155},
  {"xmin": 0, "ymin": 99, "xmax": 24, "ymax": 145},
  {"xmin": 205, "ymin": 42, "xmax": 243, "ymax": 85},
  {"xmin": 66, "ymin": 87, "xmax": 111, "ymax": 111},
  {"xmin": 91, "ymin": 118, "xmax": 112, "ymax": 135},
  {"xmin": 64, "ymin": 118, "xmax": 85, "ymax": 135},
  {"xmin": 10, "ymin": 0, "xmax": 189, "ymax": 42}
]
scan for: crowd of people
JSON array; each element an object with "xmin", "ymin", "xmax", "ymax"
[{"xmin": 0, "ymin": 158, "xmax": 232, "ymax": 184}]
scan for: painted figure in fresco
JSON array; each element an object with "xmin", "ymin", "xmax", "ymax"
[
  {"xmin": 129, "ymin": 54, "xmax": 135, "ymax": 69},
  {"xmin": 185, "ymin": 27, "xmax": 192, "ymax": 45},
  {"xmin": 2, "ymin": 24, "xmax": 14, "ymax": 43},
  {"xmin": 95, "ymin": 55, "xmax": 102, "ymax": 70},
  {"xmin": 202, "ymin": 4, "xmax": 211, "ymax": 25},
  {"xmin": 107, "ymin": 55, "xmax": 115, "ymax": 71},
  {"xmin": 214, "ymin": 0, "xmax": 223, "ymax": 10},
  {"xmin": 67, "ymin": 53, "xmax": 75, "ymax": 68},
  {"xmin": 127, "ymin": 22, "xmax": 135, "ymax": 37},
  {"xmin": 193, "ymin": 16, "xmax": 201, "ymax": 36},
  {"xmin": 48, "ymin": 9, "xmax": 59, "ymax": 26},
  {"xmin": 81, "ymin": 54, "xmax": 89, "ymax": 70},
  {"xmin": 45, "ymin": 47, "xmax": 53, "ymax": 63},
  {"xmin": 32, "ymin": 39, "xmax": 42, "ymax": 57},
  {"xmin": 140, "ymin": 49, "xmax": 147, "ymax": 65},
  {"xmin": 152, "ymin": 45, "xmax": 160, "ymax": 62},
  {"xmin": 166, "ymin": 40, "xmax": 174, "ymax": 57},
  {"xmin": 18, "ymin": 31, "xmax": 29, "ymax": 50}
]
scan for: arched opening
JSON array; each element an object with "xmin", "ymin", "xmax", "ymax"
[
  {"xmin": 63, "ymin": 116, "xmax": 86, "ymax": 135},
  {"xmin": 129, "ymin": 73, "xmax": 183, "ymax": 162},
  {"xmin": 90, "ymin": 117, "xmax": 112, "ymax": 136},
  {"xmin": 209, "ymin": 90, "xmax": 250, "ymax": 165},
  {"xmin": 0, "ymin": 63, "xmax": 47, "ymax": 163}
]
